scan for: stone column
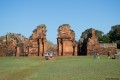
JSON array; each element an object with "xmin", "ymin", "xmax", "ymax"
[
  {"xmin": 16, "ymin": 47, "xmax": 20, "ymax": 57},
  {"xmin": 42, "ymin": 38, "xmax": 44, "ymax": 56},
  {"xmin": 74, "ymin": 45, "xmax": 78, "ymax": 56},
  {"xmin": 57, "ymin": 38, "xmax": 59, "ymax": 55},
  {"xmin": 39, "ymin": 38, "xmax": 43, "ymax": 56},
  {"xmin": 38, "ymin": 39, "xmax": 40, "ymax": 56},
  {"xmin": 39, "ymin": 39, "xmax": 41, "ymax": 56},
  {"xmin": 72, "ymin": 41, "xmax": 75, "ymax": 56},
  {"xmin": 27, "ymin": 46, "xmax": 30, "ymax": 56},
  {"xmin": 57, "ymin": 38, "xmax": 62, "ymax": 56},
  {"xmin": 61, "ymin": 39, "xmax": 63, "ymax": 56},
  {"xmin": 43, "ymin": 38, "xmax": 47, "ymax": 56}
]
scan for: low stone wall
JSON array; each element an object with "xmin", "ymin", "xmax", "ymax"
[
  {"xmin": 99, "ymin": 43, "xmax": 117, "ymax": 48},
  {"xmin": 87, "ymin": 43, "xmax": 117, "ymax": 55},
  {"xmin": 99, "ymin": 43, "xmax": 117, "ymax": 55},
  {"xmin": 98, "ymin": 47, "xmax": 117, "ymax": 55}
]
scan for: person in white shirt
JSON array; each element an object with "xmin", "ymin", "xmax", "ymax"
[{"xmin": 50, "ymin": 53, "xmax": 53, "ymax": 58}]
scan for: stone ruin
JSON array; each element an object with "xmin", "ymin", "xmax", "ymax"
[
  {"xmin": 25, "ymin": 24, "xmax": 47, "ymax": 56},
  {"xmin": 0, "ymin": 24, "xmax": 118, "ymax": 57},
  {"xmin": 0, "ymin": 24, "xmax": 47, "ymax": 57},
  {"xmin": 87, "ymin": 29, "xmax": 100, "ymax": 55},
  {"xmin": 87, "ymin": 29, "xmax": 117, "ymax": 55},
  {"xmin": 99, "ymin": 43, "xmax": 117, "ymax": 55},
  {"xmin": 0, "ymin": 33, "xmax": 28, "ymax": 56},
  {"xmin": 57, "ymin": 24, "xmax": 77, "ymax": 56}
]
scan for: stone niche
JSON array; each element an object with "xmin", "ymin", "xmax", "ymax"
[
  {"xmin": 57, "ymin": 24, "xmax": 77, "ymax": 56},
  {"xmin": 27, "ymin": 24, "xmax": 47, "ymax": 56}
]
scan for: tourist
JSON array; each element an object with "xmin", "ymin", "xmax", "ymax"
[
  {"xmin": 96, "ymin": 52, "xmax": 100, "ymax": 59},
  {"xmin": 50, "ymin": 53, "xmax": 53, "ymax": 58},
  {"xmin": 44, "ymin": 52, "xmax": 49, "ymax": 60}
]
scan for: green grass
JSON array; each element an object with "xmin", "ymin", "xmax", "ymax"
[{"xmin": 0, "ymin": 56, "xmax": 120, "ymax": 80}]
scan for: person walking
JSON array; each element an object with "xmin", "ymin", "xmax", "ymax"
[
  {"xmin": 50, "ymin": 53, "xmax": 53, "ymax": 58},
  {"xmin": 96, "ymin": 52, "xmax": 100, "ymax": 59}
]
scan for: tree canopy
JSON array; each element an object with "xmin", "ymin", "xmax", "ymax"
[
  {"xmin": 80, "ymin": 25, "xmax": 120, "ymax": 49},
  {"xmin": 81, "ymin": 28, "xmax": 103, "ymax": 41},
  {"xmin": 100, "ymin": 34, "xmax": 110, "ymax": 43},
  {"xmin": 109, "ymin": 25, "xmax": 120, "ymax": 48},
  {"xmin": 47, "ymin": 40, "xmax": 57, "ymax": 53}
]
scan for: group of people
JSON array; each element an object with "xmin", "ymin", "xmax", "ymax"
[
  {"xmin": 44, "ymin": 51, "xmax": 118, "ymax": 60},
  {"xmin": 44, "ymin": 52, "xmax": 53, "ymax": 60},
  {"xmin": 93, "ymin": 51, "xmax": 119, "ymax": 59}
]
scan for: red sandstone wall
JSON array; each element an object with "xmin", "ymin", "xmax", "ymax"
[{"xmin": 62, "ymin": 40, "xmax": 73, "ymax": 56}]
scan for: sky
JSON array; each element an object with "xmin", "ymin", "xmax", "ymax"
[{"xmin": 0, "ymin": 0, "xmax": 120, "ymax": 44}]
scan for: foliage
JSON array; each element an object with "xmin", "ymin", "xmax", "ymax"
[
  {"xmin": 0, "ymin": 56, "xmax": 120, "ymax": 80},
  {"xmin": 109, "ymin": 25, "xmax": 120, "ymax": 48},
  {"xmin": 100, "ymin": 34, "xmax": 110, "ymax": 43},
  {"xmin": 47, "ymin": 40, "xmax": 57, "ymax": 53}
]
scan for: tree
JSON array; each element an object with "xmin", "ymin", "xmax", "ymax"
[
  {"xmin": 81, "ymin": 28, "xmax": 103, "ymax": 41},
  {"xmin": 109, "ymin": 25, "xmax": 120, "ymax": 48},
  {"xmin": 100, "ymin": 34, "xmax": 110, "ymax": 43},
  {"xmin": 47, "ymin": 40, "xmax": 57, "ymax": 53}
]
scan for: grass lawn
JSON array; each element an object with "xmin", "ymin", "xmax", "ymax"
[{"xmin": 0, "ymin": 56, "xmax": 120, "ymax": 80}]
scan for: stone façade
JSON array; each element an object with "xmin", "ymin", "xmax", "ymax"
[
  {"xmin": 57, "ymin": 24, "xmax": 77, "ymax": 56},
  {"xmin": 0, "ymin": 25, "xmax": 118, "ymax": 56},
  {"xmin": 26, "ymin": 24, "xmax": 47, "ymax": 56}
]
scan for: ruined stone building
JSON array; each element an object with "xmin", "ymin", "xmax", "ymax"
[
  {"xmin": 0, "ymin": 24, "xmax": 47, "ymax": 57},
  {"xmin": 81, "ymin": 29, "xmax": 117, "ymax": 55},
  {"xmin": 0, "ymin": 24, "xmax": 118, "ymax": 57},
  {"xmin": 57, "ymin": 24, "xmax": 77, "ymax": 56},
  {"xmin": 87, "ymin": 29, "xmax": 100, "ymax": 55},
  {"xmin": 26, "ymin": 24, "xmax": 47, "ymax": 56},
  {"xmin": 0, "ymin": 33, "xmax": 28, "ymax": 56}
]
